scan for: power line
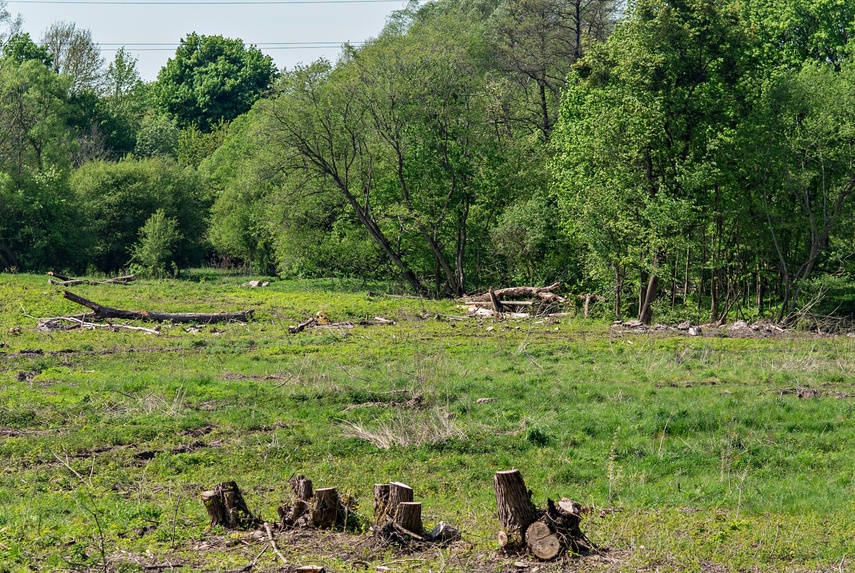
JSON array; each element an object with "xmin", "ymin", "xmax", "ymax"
[{"xmin": 9, "ymin": 0, "xmax": 402, "ymax": 4}]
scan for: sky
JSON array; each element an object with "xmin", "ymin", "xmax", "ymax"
[{"xmin": 8, "ymin": 0, "xmax": 407, "ymax": 81}]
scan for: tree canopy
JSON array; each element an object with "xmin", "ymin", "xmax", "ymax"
[{"xmin": 154, "ymin": 33, "xmax": 277, "ymax": 131}]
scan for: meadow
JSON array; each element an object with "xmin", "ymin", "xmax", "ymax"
[{"xmin": 1, "ymin": 272, "xmax": 854, "ymax": 572}]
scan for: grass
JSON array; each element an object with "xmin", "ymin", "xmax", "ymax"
[{"xmin": 1, "ymin": 271, "xmax": 855, "ymax": 572}]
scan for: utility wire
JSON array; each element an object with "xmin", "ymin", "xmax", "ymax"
[{"xmin": 9, "ymin": 0, "xmax": 402, "ymax": 4}]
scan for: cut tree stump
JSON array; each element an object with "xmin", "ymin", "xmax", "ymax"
[
  {"xmin": 311, "ymin": 487, "xmax": 343, "ymax": 529},
  {"xmin": 525, "ymin": 521, "xmax": 562, "ymax": 560},
  {"xmin": 200, "ymin": 481, "xmax": 258, "ymax": 529},
  {"xmin": 291, "ymin": 475, "xmax": 313, "ymax": 501},
  {"xmin": 62, "ymin": 290, "xmax": 253, "ymax": 323},
  {"xmin": 394, "ymin": 501, "xmax": 423, "ymax": 535},
  {"xmin": 278, "ymin": 475, "xmax": 314, "ymax": 527},
  {"xmin": 494, "ymin": 469, "xmax": 538, "ymax": 548},
  {"xmin": 373, "ymin": 483, "xmax": 391, "ymax": 526}
]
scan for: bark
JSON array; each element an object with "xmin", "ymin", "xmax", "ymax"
[
  {"xmin": 393, "ymin": 502, "xmax": 423, "ymax": 535},
  {"xmin": 62, "ymin": 291, "xmax": 253, "ymax": 323},
  {"xmin": 373, "ymin": 483, "xmax": 391, "ymax": 526},
  {"xmin": 638, "ymin": 273, "xmax": 659, "ymax": 325},
  {"xmin": 493, "ymin": 469, "xmax": 537, "ymax": 547},
  {"xmin": 311, "ymin": 487, "xmax": 343, "ymax": 529},
  {"xmin": 201, "ymin": 481, "xmax": 259, "ymax": 529}
]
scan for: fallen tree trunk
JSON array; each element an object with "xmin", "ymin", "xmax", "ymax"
[
  {"xmin": 468, "ymin": 283, "xmax": 565, "ymax": 304},
  {"xmin": 48, "ymin": 272, "xmax": 136, "ymax": 286},
  {"xmin": 62, "ymin": 291, "xmax": 253, "ymax": 323}
]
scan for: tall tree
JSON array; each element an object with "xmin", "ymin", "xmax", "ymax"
[
  {"xmin": 554, "ymin": 0, "xmax": 750, "ymax": 322},
  {"xmin": 154, "ymin": 33, "xmax": 276, "ymax": 131},
  {"xmin": 488, "ymin": 0, "xmax": 618, "ymax": 138}
]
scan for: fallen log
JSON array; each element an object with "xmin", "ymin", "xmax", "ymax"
[
  {"xmin": 48, "ymin": 272, "xmax": 136, "ymax": 286},
  {"xmin": 468, "ymin": 283, "xmax": 565, "ymax": 305},
  {"xmin": 62, "ymin": 291, "xmax": 253, "ymax": 323}
]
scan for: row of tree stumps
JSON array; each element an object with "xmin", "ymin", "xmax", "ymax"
[{"xmin": 201, "ymin": 469, "xmax": 590, "ymax": 561}]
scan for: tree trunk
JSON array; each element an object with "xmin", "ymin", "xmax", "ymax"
[
  {"xmin": 638, "ymin": 273, "xmax": 659, "ymax": 325},
  {"xmin": 394, "ymin": 502, "xmax": 423, "ymax": 535},
  {"xmin": 311, "ymin": 487, "xmax": 342, "ymax": 529},
  {"xmin": 62, "ymin": 291, "xmax": 253, "ymax": 323},
  {"xmin": 493, "ymin": 469, "xmax": 537, "ymax": 547}
]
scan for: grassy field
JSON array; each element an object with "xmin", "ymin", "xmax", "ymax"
[{"xmin": 1, "ymin": 271, "xmax": 854, "ymax": 572}]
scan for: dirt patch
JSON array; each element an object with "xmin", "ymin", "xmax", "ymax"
[{"xmin": 128, "ymin": 527, "xmax": 628, "ymax": 573}]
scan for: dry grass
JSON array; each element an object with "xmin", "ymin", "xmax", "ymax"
[{"xmin": 339, "ymin": 408, "xmax": 465, "ymax": 450}]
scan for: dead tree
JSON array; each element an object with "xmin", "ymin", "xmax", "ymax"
[{"xmin": 62, "ymin": 290, "xmax": 253, "ymax": 323}]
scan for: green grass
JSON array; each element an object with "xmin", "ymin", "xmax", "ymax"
[{"xmin": 1, "ymin": 271, "xmax": 854, "ymax": 572}]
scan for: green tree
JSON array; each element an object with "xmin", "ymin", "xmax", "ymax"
[
  {"xmin": 554, "ymin": 0, "xmax": 750, "ymax": 322},
  {"xmin": 128, "ymin": 209, "xmax": 182, "ymax": 277},
  {"xmin": 2, "ymin": 32, "xmax": 51, "ymax": 66},
  {"xmin": 135, "ymin": 114, "xmax": 179, "ymax": 158},
  {"xmin": 154, "ymin": 33, "xmax": 276, "ymax": 131},
  {"xmin": 71, "ymin": 157, "xmax": 209, "ymax": 272}
]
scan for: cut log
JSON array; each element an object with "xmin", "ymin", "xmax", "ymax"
[
  {"xmin": 525, "ymin": 521, "xmax": 561, "ymax": 560},
  {"xmin": 494, "ymin": 469, "xmax": 537, "ymax": 547},
  {"xmin": 374, "ymin": 483, "xmax": 391, "ymax": 526},
  {"xmin": 469, "ymin": 283, "xmax": 565, "ymax": 304},
  {"xmin": 393, "ymin": 501, "xmax": 422, "ymax": 534},
  {"xmin": 310, "ymin": 487, "xmax": 342, "ymax": 529},
  {"xmin": 200, "ymin": 481, "xmax": 258, "ymax": 529},
  {"xmin": 62, "ymin": 290, "xmax": 253, "ymax": 323},
  {"xmin": 48, "ymin": 273, "xmax": 136, "ymax": 286}
]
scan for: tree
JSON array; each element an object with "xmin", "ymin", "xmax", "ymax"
[
  {"xmin": 128, "ymin": 209, "xmax": 182, "ymax": 277},
  {"xmin": 154, "ymin": 33, "xmax": 276, "ymax": 131},
  {"xmin": 553, "ymin": 0, "xmax": 750, "ymax": 322},
  {"xmin": 488, "ymin": 0, "xmax": 618, "ymax": 138},
  {"xmin": 2, "ymin": 32, "xmax": 51, "ymax": 66},
  {"xmin": 41, "ymin": 21, "xmax": 104, "ymax": 93},
  {"xmin": 103, "ymin": 47, "xmax": 141, "ymax": 99},
  {"xmin": 0, "ymin": 58, "xmax": 72, "ymax": 175},
  {"xmin": 71, "ymin": 157, "xmax": 209, "ymax": 272},
  {"xmin": 0, "ymin": 0, "xmax": 21, "ymax": 46}
]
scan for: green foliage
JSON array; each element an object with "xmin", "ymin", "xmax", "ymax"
[
  {"xmin": 2, "ymin": 32, "xmax": 52, "ymax": 66},
  {"xmin": 128, "ymin": 209, "xmax": 182, "ymax": 277},
  {"xmin": 134, "ymin": 114, "xmax": 179, "ymax": 159},
  {"xmin": 154, "ymin": 33, "xmax": 276, "ymax": 131},
  {"xmin": 1, "ymin": 273, "xmax": 855, "ymax": 571}
]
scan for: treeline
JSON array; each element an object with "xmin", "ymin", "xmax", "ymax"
[{"xmin": 1, "ymin": 0, "xmax": 854, "ymax": 323}]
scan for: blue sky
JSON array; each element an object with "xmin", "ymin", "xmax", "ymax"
[{"xmin": 9, "ymin": 0, "xmax": 405, "ymax": 80}]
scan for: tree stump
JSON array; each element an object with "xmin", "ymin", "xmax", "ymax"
[
  {"xmin": 494, "ymin": 469, "xmax": 537, "ymax": 547},
  {"xmin": 525, "ymin": 521, "xmax": 561, "ymax": 560},
  {"xmin": 311, "ymin": 487, "xmax": 342, "ymax": 529},
  {"xmin": 291, "ymin": 475, "xmax": 314, "ymax": 501},
  {"xmin": 394, "ymin": 501, "xmax": 423, "ymax": 535},
  {"xmin": 373, "ymin": 483, "xmax": 391, "ymax": 526},
  {"xmin": 201, "ymin": 481, "xmax": 258, "ymax": 529}
]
